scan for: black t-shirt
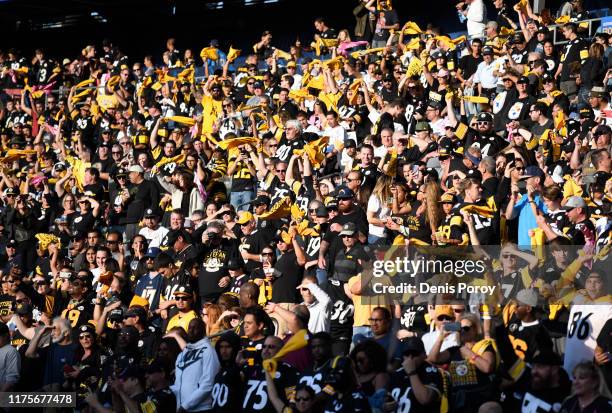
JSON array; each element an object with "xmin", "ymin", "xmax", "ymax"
[
  {"xmin": 242, "ymin": 230, "xmax": 268, "ymax": 274},
  {"xmin": 325, "ymin": 279, "xmax": 354, "ymax": 341},
  {"xmin": 122, "ymin": 180, "xmax": 160, "ymax": 224},
  {"xmin": 560, "ymin": 395, "xmax": 612, "ymax": 413},
  {"xmin": 72, "ymin": 211, "xmax": 96, "ymax": 233},
  {"xmin": 271, "ymin": 250, "xmax": 303, "ymax": 303},
  {"xmin": 229, "ymin": 156, "xmax": 256, "ymax": 192},
  {"xmin": 275, "ymin": 136, "xmax": 304, "ymax": 163},
  {"xmin": 142, "ymin": 387, "xmax": 176, "ymax": 413},
  {"xmin": 507, "ymin": 319, "xmax": 553, "ymax": 362},
  {"xmin": 559, "ymin": 37, "xmax": 589, "ymax": 81},
  {"xmin": 373, "ymin": 9, "xmax": 399, "ymax": 42},
  {"xmin": 596, "ymin": 319, "xmax": 612, "ymax": 391},
  {"xmin": 459, "ymin": 54, "xmax": 483, "ymax": 80},
  {"xmin": 322, "ymin": 390, "xmax": 371, "ymax": 413},
  {"xmin": 197, "ymin": 239, "xmax": 238, "ymax": 302}
]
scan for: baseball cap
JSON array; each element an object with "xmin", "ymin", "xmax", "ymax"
[
  {"xmin": 415, "ymin": 121, "xmax": 431, "ymax": 132},
  {"xmin": 335, "ymin": 186, "xmax": 354, "ymax": 199},
  {"xmin": 339, "ymin": 222, "xmax": 357, "ymax": 236},
  {"xmin": 15, "ymin": 302, "xmax": 33, "ymax": 315},
  {"xmin": 590, "ymin": 86, "xmax": 606, "ymax": 98},
  {"xmin": 286, "ymin": 61, "xmax": 297, "ymax": 68},
  {"xmin": 325, "ymin": 199, "xmax": 338, "ymax": 210},
  {"xmin": 519, "ymin": 166, "xmax": 544, "ymax": 180},
  {"xmin": 6, "ymin": 239, "xmax": 18, "ymax": 248},
  {"xmin": 78, "ymin": 324, "xmax": 96, "ymax": 336},
  {"xmin": 431, "ymin": 50, "xmax": 444, "ymax": 59},
  {"xmin": 477, "ymin": 112, "xmax": 493, "ymax": 123},
  {"xmin": 517, "ymin": 76, "xmax": 530, "ymax": 85},
  {"xmin": 465, "ymin": 153, "xmax": 481, "ymax": 166},
  {"xmin": 344, "ymin": 139, "xmax": 357, "ymax": 149},
  {"xmin": 108, "ymin": 308, "xmax": 124, "ymax": 322},
  {"xmin": 439, "ymin": 192, "xmax": 457, "ymax": 204},
  {"xmin": 236, "ymin": 211, "xmax": 254, "ymax": 225},
  {"xmin": 541, "ymin": 73, "xmax": 554, "ymax": 84},
  {"xmin": 402, "ymin": 337, "xmax": 426, "ymax": 355},
  {"xmin": 579, "ymin": 107, "xmax": 594, "ymax": 119},
  {"xmin": 253, "ymin": 81, "xmax": 264, "ymax": 89},
  {"xmin": 144, "ymin": 247, "xmax": 161, "ymax": 258},
  {"xmin": 128, "ymin": 165, "xmax": 144, "ymax": 174},
  {"xmin": 174, "ymin": 285, "xmax": 193, "ymax": 297},
  {"xmin": 227, "ymin": 259, "xmax": 245, "ymax": 272},
  {"xmin": 434, "ymin": 305, "xmax": 453, "ymax": 319},
  {"xmin": 144, "ymin": 208, "xmax": 157, "ymax": 218},
  {"xmin": 124, "ymin": 305, "xmax": 148, "ymax": 320},
  {"xmin": 4, "ymin": 187, "xmax": 19, "ymax": 196},
  {"xmin": 315, "ymin": 205, "xmax": 329, "ymax": 217},
  {"xmin": 563, "ymin": 195, "xmax": 587, "ymax": 210},
  {"xmin": 253, "ymin": 195, "xmax": 271, "ymax": 207},
  {"xmin": 482, "ymin": 46, "xmax": 494, "ymax": 55},
  {"xmin": 516, "ymin": 289, "xmax": 538, "ymax": 307}
]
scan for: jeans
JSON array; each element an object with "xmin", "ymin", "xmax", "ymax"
[{"xmin": 230, "ymin": 190, "xmax": 254, "ymax": 212}]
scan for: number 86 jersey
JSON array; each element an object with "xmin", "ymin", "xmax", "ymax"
[{"xmin": 563, "ymin": 299, "xmax": 612, "ymax": 379}]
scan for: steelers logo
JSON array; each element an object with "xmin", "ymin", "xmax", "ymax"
[{"xmin": 456, "ymin": 364, "xmax": 468, "ymax": 376}]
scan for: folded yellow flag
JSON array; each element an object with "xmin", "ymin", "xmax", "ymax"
[
  {"xmin": 306, "ymin": 75, "xmax": 324, "ymax": 90},
  {"xmin": 462, "ymin": 95, "xmax": 489, "ymax": 104},
  {"xmin": 35, "ymin": 234, "xmax": 61, "ymax": 252},
  {"xmin": 293, "ymin": 136, "xmax": 329, "ymax": 168},
  {"xmin": 216, "ymin": 136, "xmax": 259, "ymax": 150},
  {"xmin": 350, "ymin": 47, "xmax": 386, "ymax": 59},
  {"xmin": 106, "ymin": 75, "xmax": 120, "ymax": 89},
  {"xmin": 129, "ymin": 295, "xmax": 150, "ymax": 309},
  {"xmin": 555, "ymin": 15, "xmax": 570, "ymax": 24},
  {"xmin": 262, "ymin": 329, "xmax": 309, "ymax": 375},
  {"xmin": 0, "ymin": 149, "xmax": 37, "ymax": 163},
  {"xmin": 289, "ymin": 88, "xmax": 314, "ymax": 102},
  {"xmin": 514, "ymin": 0, "xmax": 529, "ymax": 12},
  {"xmin": 404, "ymin": 38, "xmax": 421, "ymax": 50},
  {"xmin": 75, "ymin": 78, "xmax": 95, "ymax": 89},
  {"xmin": 200, "ymin": 46, "xmax": 219, "ymax": 61},
  {"xmin": 406, "ymin": 57, "xmax": 423, "ymax": 78},
  {"xmin": 323, "ymin": 57, "xmax": 345, "ymax": 71},
  {"xmin": 227, "ymin": 46, "xmax": 241, "ymax": 63},
  {"xmin": 70, "ymin": 89, "xmax": 93, "ymax": 104},
  {"xmin": 275, "ymin": 49, "xmax": 292, "ymax": 61},
  {"xmin": 257, "ymin": 196, "xmax": 292, "ymax": 220},
  {"xmin": 460, "ymin": 204, "xmax": 495, "ymax": 218},
  {"xmin": 96, "ymin": 94, "xmax": 118, "ymax": 112},
  {"xmin": 500, "ymin": 27, "xmax": 515, "ymax": 37},
  {"xmin": 164, "ymin": 115, "xmax": 196, "ymax": 127},
  {"xmin": 402, "ymin": 21, "xmax": 423, "ymax": 35}
]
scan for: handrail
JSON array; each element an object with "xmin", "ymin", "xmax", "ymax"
[{"xmin": 549, "ymin": 16, "xmax": 604, "ymax": 45}]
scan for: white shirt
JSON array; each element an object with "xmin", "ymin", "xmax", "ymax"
[
  {"xmin": 466, "ymin": 0, "xmax": 487, "ymax": 38},
  {"xmin": 303, "ymin": 283, "xmax": 332, "ymax": 334},
  {"xmin": 325, "ymin": 125, "xmax": 348, "ymax": 149},
  {"xmin": 367, "ymin": 195, "xmax": 391, "ymax": 238},
  {"xmin": 422, "ymin": 329, "xmax": 460, "ymax": 355},
  {"xmin": 473, "ymin": 60, "xmax": 498, "ymax": 89},
  {"xmin": 139, "ymin": 225, "xmax": 170, "ymax": 249}
]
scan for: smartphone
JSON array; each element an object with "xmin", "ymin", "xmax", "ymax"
[
  {"xmin": 444, "ymin": 322, "xmax": 461, "ymax": 332},
  {"xmin": 505, "ymin": 153, "xmax": 515, "ymax": 164}
]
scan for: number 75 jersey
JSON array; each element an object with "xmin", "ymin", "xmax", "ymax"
[{"xmin": 563, "ymin": 301, "xmax": 612, "ymax": 378}]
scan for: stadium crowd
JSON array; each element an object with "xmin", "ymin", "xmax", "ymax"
[{"xmin": 0, "ymin": 0, "xmax": 611, "ymax": 412}]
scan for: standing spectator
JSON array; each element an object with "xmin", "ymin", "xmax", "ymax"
[
  {"xmin": 121, "ymin": 165, "xmax": 160, "ymax": 241},
  {"xmin": 0, "ymin": 322, "xmax": 20, "ymax": 390},
  {"xmin": 171, "ymin": 318, "xmax": 220, "ymax": 412},
  {"xmin": 371, "ymin": 0, "xmax": 399, "ymax": 48},
  {"xmin": 457, "ymin": 0, "xmax": 487, "ymax": 38}
]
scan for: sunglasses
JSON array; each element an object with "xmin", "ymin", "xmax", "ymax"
[
  {"xmin": 106, "ymin": 240, "xmax": 118, "ymax": 244},
  {"xmin": 275, "ymin": 169, "xmax": 287, "ymax": 173},
  {"xmin": 79, "ymin": 334, "xmax": 92, "ymax": 340},
  {"xmin": 437, "ymin": 315, "xmax": 453, "ymax": 321},
  {"xmin": 262, "ymin": 252, "xmax": 274, "ymax": 256},
  {"xmin": 296, "ymin": 397, "xmax": 312, "ymax": 402},
  {"xmin": 461, "ymin": 325, "xmax": 472, "ymax": 332},
  {"xmin": 268, "ymin": 144, "xmax": 278, "ymax": 148},
  {"xmin": 112, "ymin": 151, "xmax": 122, "ymax": 155},
  {"xmin": 176, "ymin": 296, "xmax": 192, "ymax": 301}
]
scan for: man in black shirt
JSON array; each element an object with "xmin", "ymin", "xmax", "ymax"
[
  {"xmin": 197, "ymin": 220, "xmax": 238, "ymax": 303},
  {"xmin": 556, "ymin": 23, "xmax": 589, "ymax": 99},
  {"xmin": 238, "ymin": 211, "xmax": 268, "ymax": 275},
  {"xmin": 270, "ymin": 231, "xmax": 304, "ymax": 304},
  {"xmin": 120, "ymin": 165, "xmax": 160, "ymax": 240},
  {"xmin": 458, "ymin": 39, "xmax": 483, "ymax": 86}
]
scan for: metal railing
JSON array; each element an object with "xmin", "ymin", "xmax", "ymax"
[{"xmin": 549, "ymin": 17, "xmax": 605, "ymax": 45}]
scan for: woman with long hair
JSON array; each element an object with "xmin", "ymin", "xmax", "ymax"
[
  {"xmin": 350, "ymin": 340, "xmax": 389, "ymax": 401},
  {"xmin": 84, "ymin": 247, "xmax": 97, "ymax": 270},
  {"xmin": 367, "ymin": 175, "xmax": 394, "ymax": 245},
  {"xmin": 560, "ymin": 361, "xmax": 612, "ymax": 413},
  {"xmin": 428, "ymin": 313, "xmax": 498, "ymax": 413},
  {"xmin": 578, "ymin": 43, "xmax": 606, "ymax": 108},
  {"xmin": 202, "ymin": 302, "xmax": 222, "ymax": 336}
]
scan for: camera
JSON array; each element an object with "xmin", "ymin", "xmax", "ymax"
[{"xmin": 206, "ymin": 231, "xmax": 221, "ymax": 242}]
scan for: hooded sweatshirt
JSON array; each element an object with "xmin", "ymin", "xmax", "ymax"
[{"xmin": 171, "ymin": 336, "xmax": 220, "ymax": 412}]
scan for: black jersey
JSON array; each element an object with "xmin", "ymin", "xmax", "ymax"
[
  {"xmin": 241, "ymin": 362, "xmax": 297, "ymax": 413},
  {"xmin": 275, "ymin": 136, "xmax": 304, "ymax": 163},
  {"xmin": 325, "ymin": 279, "xmax": 354, "ymax": 341},
  {"xmin": 141, "ymin": 387, "xmax": 176, "ymax": 413},
  {"xmin": 322, "ymin": 390, "xmax": 371, "ymax": 413},
  {"xmin": 388, "ymin": 362, "xmax": 445, "ymax": 413},
  {"xmin": 399, "ymin": 303, "xmax": 429, "ymax": 334},
  {"xmin": 60, "ymin": 298, "xmax": 94, "ymax": 331},
  {"xmin": 298, "ymin": 355, "xmax": 348, "ymax": 394},
  {"xmin": 507, "ymin": 319, "xmax": 553, "ymax": 362},
  {"xmin": 497, "ymin": 268, "xmax": 531, "ymax": 302},
  {"xmin": 211, "ymin": 365, "xmax": 244, "ymax": 412}
]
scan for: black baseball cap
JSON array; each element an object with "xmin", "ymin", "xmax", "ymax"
[
  {"xmin": 335, "ymin": 186, "xmax": 354, "ymax": 199},
  {"xmin": 402, "ymin": 337, "xmax": 426, "ymax": 355}
]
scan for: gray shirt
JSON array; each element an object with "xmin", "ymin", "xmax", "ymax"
[{"xmin": 0, "ymin": 342, "xmax": 21, "ymax": 385}]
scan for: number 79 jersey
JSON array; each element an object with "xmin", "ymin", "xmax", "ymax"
[{"xmin": 563, "ymin": 302, "xmax": 612, "ymax": 378}]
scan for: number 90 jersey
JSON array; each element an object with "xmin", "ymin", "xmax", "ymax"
[
  {"xmin": 211, "ymin": 365, "xmax": 243, "ymax": 412},
  {"xmin": 563, "ymin": 301, "xmax": 612, "ymax": 378}
]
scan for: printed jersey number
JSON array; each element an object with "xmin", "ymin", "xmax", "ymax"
[
  {"xmin": 212, "ymin": 383, "xmax": 229, "ymax": 408},
  {"xmin": 391, "ymin": 386, "xmax": 412, "ymax": 413},
  {"xmin": 61, "ymin": 309, "xmax": 81, "ymax": 327},
  {"xmin": 299, "ymin": 373, "xmax": 322, "ymax": 393},
  {"xmin": 330, "ymin": 301, "xmax": 354, "ymax": 324},
  {"xmin": 568, "ymin": 311, "xmax": 593, "ymax": 340},
  {"xmin": 243, "ymin": 379, "xmax": 268, "ymax": 410}
]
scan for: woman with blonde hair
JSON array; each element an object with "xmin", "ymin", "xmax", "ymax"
[
  {"xmin": 560, "ymin": 361, "xmax": 612, "ymax": 412},
  {"xmin": 335, "ymin": 29, "xmax": 368, "ymax": 57},
  {"xmin": 367, "ymin": 175, "xmax": 393, "ymax": 245},
  {"xmin": 201, "ymin": 303, "xmax": 222, "ymax": 336}
]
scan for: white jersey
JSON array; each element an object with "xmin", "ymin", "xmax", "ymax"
[{"xmin": 563, "ymin": 299, "xmax": 612, "ymax": 378}]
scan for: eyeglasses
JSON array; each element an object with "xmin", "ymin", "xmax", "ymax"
[
  {"xmin": 268, "ymin": 144, "xmax": 278, "ymax": 148},
  {"xmin": 223, "ymin": 104, "xmax": 232, "ymax": 108},
  {"xmin": 309, "ymin": 209, "xmax": 317, "ymax": 213},
  {"xmin": 247, "ymin": 82, "xmax": 255, "ymax": 85},
  {"xmin": 6, "ymin": 194, "xmax": 15, "ymax": 198},
  {"xmin": 296, "ymin": 397, "xmax": 312, "ymax": 402},
  {"xmin": 477, "ymin": 121, "xmax": 490, "ymax": 125},
  {"xmin": 112, "ymin": 151, "xmax": 122, "ymax": 155},
  {"xmin": 262, "ymin": 252, "xmax": 274, "ymax": 256},
  {"xmin": 347, "ymin": 177, "xmax": 360, "ymax": 182},
  {"xmin": 78, "ymin": 200, "xmax": 89, "ymax": 204},
  {"xmin": 515, "ymin": 167, "xmax": 525, "ymax": 171},
  {"xmin": 106, "ymin": 240, "xmax": 118, "ymax": 244},
  {"xmin": 341, "ymin": 234, "xmax": 353, "ymax": 239},
  {"xmin": 502, "ymin": 254, "xmax": 514, "ymax": 259},
  {"xmin": 437, "ymin": 315, "xmax": 453, "ymax": 321}
]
